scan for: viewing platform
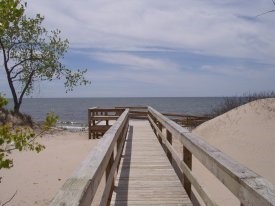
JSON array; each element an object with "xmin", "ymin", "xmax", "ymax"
[{"xmin": 50, "ymin": 107, "xmax": 275, "ymax": 206}]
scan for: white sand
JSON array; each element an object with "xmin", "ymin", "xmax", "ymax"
[
  {"xmin": 0, "ymin": 130, "xmax": 99, "ymax": 206},
  {"xmin": 191, "ymin": 98, "xmax": 275, "ymax": 205},
  {"xmin": 1, "ymin": 99, "xmax": 275, "ymax": 205}
]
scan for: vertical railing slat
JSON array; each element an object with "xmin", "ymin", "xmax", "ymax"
[{"xmin": 183, "ymin": 146, "xmax": 192, "ymax": 197}]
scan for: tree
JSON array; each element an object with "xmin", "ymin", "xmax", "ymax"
[
  {"xmin": 0, "ymin": 0, "xmax": 90, "ymax": 113},
  {"xmin": 0, "ymin": 94, "xmax": 58, "ymax": 170}
]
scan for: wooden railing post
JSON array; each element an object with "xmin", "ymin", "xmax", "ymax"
[
  {"xmin": 88, "ymin": 109, "xmax": 91, "ymax": 139},
  {"xmin": 152, "ymin": 117, "xmax": 157, "ymax": 135},
  {"xmin": 148, "ymin": 106, "xmax": 275, "ymax": 206},
  {"xmin": 151, "ymin": 114, "xmax": 157, "ymax": 135},
  {"xmin": 183, "ymin": 146, "xmax": 192, "ymax": 197},
  {"xmin": 116, "ymin": 122, "xmax": 127, "ymax": 172},
  {"xmin": 106, "ymin": 151, "xmax": 114, "ymax": 204},
  {"xmin": 157, "ymin": 122, "xmax": 163, "ymax": 144},
  {"xmin": 166, "ymin": 130, "xmax": 172, "ymax": 163},
  {"xmin": 92, "ymin": 110, "xmax": 96, "ymax": 139},
  {"xmin": 50, "ymin": 109, "xmax": 129, "ymax": 206}
]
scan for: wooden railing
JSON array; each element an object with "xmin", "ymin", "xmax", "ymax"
[
  {"xmin": 148, "ymin": 106, "xmax": 275, "ymax": 206},
  {"xmin": 88, "ymin": 108, "xmax": 124, "ymax": 139},
  {"xmin": 115, "ymin": 106, "xmax": 148, "ymax": 119},
  {"xmin": 50, "ymin": 109, "xmax": 129, "ymax": 206},
  {"xmin": 113, "ymin": 106, "xmax": 209, "ymax": 127},
  {"xmin": 162, "ymin": 112, "xmax": 210, "ymax": 128}
]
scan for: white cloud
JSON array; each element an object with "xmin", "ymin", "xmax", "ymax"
[
  {"xmin": 1, "ymin": 0, "xmax": 271, "ymax": 98},
  {"xmin": 92, "ymin": 52, "xmax": 179, "ymax": 71},
  {"xmin": 200, "ymin": 64, "xmax": 275, "ymax": 79},
  {"xmin": 27, "ymin": 0, "xmax": 275, "ymax": 63},
  {"xmin": 85, "ymin": 65, "xmax": 275, "ymax": 97}
]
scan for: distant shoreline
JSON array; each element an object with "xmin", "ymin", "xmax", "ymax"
[{"xmin": 5, "ymin": 97, "xmax": 225, "ymax": 123}]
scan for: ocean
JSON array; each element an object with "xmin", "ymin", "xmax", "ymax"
[{"xmin": 6, "ymin": 97, "xmax": 224, "ymax": 127}]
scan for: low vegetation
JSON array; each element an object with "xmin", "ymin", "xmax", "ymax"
[
  {"xmin": 0, "ymin": 94, "xmax": 58, "ymax": 170},
  {"xmin": 0, "ymin": 108, "xmax": 33, "ymax": 127},
  {"xmin": 209, "ymin": 91, "xmax": 275, "ymax": 118}
]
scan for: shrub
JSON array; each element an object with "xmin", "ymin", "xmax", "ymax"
[
  {"xmin": 0, "ymin": 95, "xmax": 8, "ymax": 108},
  {"xmin": 0, "ymin": 94, "xmax": 58, "ymax": 170},
  {"xmin": 210, "ymin": 91, "xmax": 275, "ymax": 118}
]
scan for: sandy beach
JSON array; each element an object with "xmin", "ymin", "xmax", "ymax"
[
  {"xmin": 1, "ymin": 98, "xmax": 275, "ymax": 205},
  {"xmin": 0, "ymin": 130, "xmax": 100, "ymax": 206}
]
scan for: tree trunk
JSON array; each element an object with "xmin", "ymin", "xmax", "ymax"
[
  {"xmin": 0, "ymin": 38, "xmax": 21, "ymax": 114},
  {"xmin": 13, "ymin": 101, "xmax": 21, "ymax": 114}
]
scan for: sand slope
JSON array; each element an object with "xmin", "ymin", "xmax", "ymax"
[
  {"xmin": 0, "ymin": 131, "xmax": 99, "ymax": 206},
  {"xmin": 1, "ymin": 99, "xmax": 275, "ymax": 205},
  {"xmin": 192, "ymin": 98, "xmax": 275, "ymax": 205}
]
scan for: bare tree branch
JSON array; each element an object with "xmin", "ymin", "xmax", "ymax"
[
  {"xmin": 1, "ymin": 190, "xmax": 17, "ymax": 206},
  {"xmin": 10, "ymin": 58, "xmax": 32, "ymax": 72},
  {"xmin": 7, "ymin": 41, "xmax": 27, "ymax": 62},
  {"xmin": 10, "ymin": 69, "xmax": 25, "ymax": 80},
  {"xmin": 256, "ymin": 9, "xmax": 275, "ymax": 17},
  {"xmin": 18, "ymin": 70, "xmax": 35, "ymax": 104},
  {"xmin": 256, "ymin": 0, "xmax": 275, "ymax": 17}
]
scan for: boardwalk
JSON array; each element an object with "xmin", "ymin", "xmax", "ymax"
[
  {"xmin": 110, "ymin": 120, "xmax": 192, "ymax": 206},
  {"xmin": 50, "ymin": 107, "xmax": 275, "ymax": 206}
]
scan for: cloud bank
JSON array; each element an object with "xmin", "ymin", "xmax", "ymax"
[{"xmin": 1, "ymin": 0, "xmax": 274, "ymax": 97}]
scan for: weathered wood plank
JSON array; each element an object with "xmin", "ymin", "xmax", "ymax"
[
  {"xmin": 110, "ymin": 120, "xmax": 192, "ymax": 206},
  {"xmin": 49, "ymin": 109, "xmax": 129, "ymax": 206},
  {"xmin": 100, "ymin": 126, "xmax": 130, "ymax": 206},
  {"xmin": 183, "ymin": 146, "xmax": 192, "ymax": 197},
  {"xmin": 88, "ymin": 107, "xmax": 97, "ymax": 139},
  {"xmin": 149, "ymin": 114, "xmax": 218, "ymax": 205},
  {"xmin": 90, "ymin": 125, "xmax": 111, "ymax": 131},
  {"xmin": 148, "ymin": 106, "xmax": 275, "ymax": 206},
  {"xmin": 115, "ymin": 106, "xmax": 148, "ymax": 110},
  {"xmin": 91, "ymin": 116, "xmax": 120, "ymax": 120},
  {"xmin": 91, "ymin": 108, "xmax": 124, "ymax": 113}
]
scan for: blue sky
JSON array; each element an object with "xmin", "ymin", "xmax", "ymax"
[{"xmin": 1, "ymin": 0, "xmax": 275, "ymax": 97}]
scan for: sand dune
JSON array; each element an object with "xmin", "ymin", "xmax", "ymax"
[
  {"xmin": 192, "ymin": 98, "xmax": 275, "ymax": 205},
  {"xmin": 1, "ymin": 99, "xmax": 274, "ymax": 205}
]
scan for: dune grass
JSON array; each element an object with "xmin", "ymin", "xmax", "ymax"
[{"xmin": 210, "ymin": 91, "xmax": 275, "ymax": 118}]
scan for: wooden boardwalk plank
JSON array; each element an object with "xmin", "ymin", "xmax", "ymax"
[{"xmin": 110, "ymin": 120, "xmax": 192, "ymax": 206}]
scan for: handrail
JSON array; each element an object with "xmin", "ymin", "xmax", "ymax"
[
  {"xmin": 89, "ymin": 108, "xmax": 125, "ymax": 113},
  {"xmin": 114, "ymin": 106, "xmax": 209, "ymax": 126},
  {"xmin": 162, "ymin": 113, "xmax": 210, "ymax": 128},
  {"xmin": 148, "ymin": 106, "xmax": 275, "ymax": 206},
  {"xmin": 115, "ymin": 106, "xmax": 148, "ymax": 119},
  {"xmin": 115, "ymin": 106, "xmax": 147, "ymax": 110},
  {"xmin": 50, "ymin": 109, "xmax": 129, "ymax": 206},
  {"xmin": 88, "ymin": 108, "xmax": 125, "ymax": 139},
  {"xmin": 162, "ymin": 112, "xmax": 209, "ymax": 119}
]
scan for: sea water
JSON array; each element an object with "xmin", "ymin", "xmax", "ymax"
[{"xmin": 6, "ymin": 97, "xmax": 224, "ymax": 128}]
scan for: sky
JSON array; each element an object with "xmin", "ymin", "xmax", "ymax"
[{"xmin": 1, "ymin": 0, "xmax": 275, "ymax": 97}]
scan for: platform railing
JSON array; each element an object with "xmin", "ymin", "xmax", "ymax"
[
  {"xmin": 50, "ymin": 109, "xmax": 129, "ymax": 206},
  {"xmin": 88, "ymin": 108, "xmax": 124, "ymax": 139},
  {"xmin": 162, "ymin": 112, "xmax": 210, "ymax": 128},
  {"xmin": 148, "ymin": 106, "xmax": 275, "ymax": 206},
  {"xmin": 115, "ymin": 106, "xmax": 148, "ymax": 119},
  {"xmin": 114, "ymin": 106, "xmax": 209, "ymax": 127}
]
